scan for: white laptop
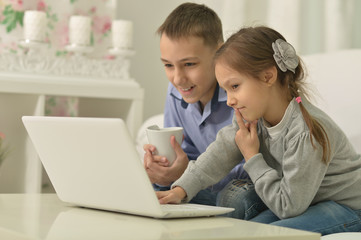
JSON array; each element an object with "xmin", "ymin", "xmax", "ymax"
[{"xmin": 22, "ymin": 116, "xmax": 234, "ymax": 218}]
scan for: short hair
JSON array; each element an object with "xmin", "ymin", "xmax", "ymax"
[{"xmin": 157, "ymin": 2, "xmax": 223, "ymax": 47}]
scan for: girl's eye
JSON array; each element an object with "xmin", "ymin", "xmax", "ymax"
[
  {"xmin": 164, "ymin": 63, "xmax": 173, "ymax": 68},
  {"xmin": 185, "ymin": 62, "xmax": 196, "ymax": 67},
  {"xmin": 231, "ymin": 84, "xmax": 239, "ymax": 90}
]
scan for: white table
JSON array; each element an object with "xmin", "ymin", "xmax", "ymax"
[
  {"xmin": 0, "ymin": 73, "xmax": 144, "ymax": 193},
  {"xmin": 0, "ymin": 194, "xmax": 320, "ymax": 240}
]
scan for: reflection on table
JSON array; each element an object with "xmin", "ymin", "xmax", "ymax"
[{"xmin": 0, "ymin": 194, "xmax": 320, "ymax": 240}]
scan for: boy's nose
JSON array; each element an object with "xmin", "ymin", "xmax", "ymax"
[{"xmin": 173, "ymin": 68, "xmax": 186, "ymax": 85}]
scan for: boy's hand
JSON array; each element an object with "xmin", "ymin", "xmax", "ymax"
[
  {"xmin": 143, "ymin": 136, "xmax": 189, "ymax": 186},
  {"xmin": 143, "ymin": 144, "xmax": 170, "ymax": 167},
  {"xmin": 235, "ymin": 110, "xmax": 259, "ymax": 161},
  {"xmin": 156, "ymin": 186, "xmax": 187, "ymax": 204}
]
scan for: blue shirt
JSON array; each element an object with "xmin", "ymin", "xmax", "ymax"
[{"xmin": 164, "ymin": 83, "xmax": 248, "ymax": 191}]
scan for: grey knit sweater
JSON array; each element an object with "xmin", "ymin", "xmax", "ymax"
[{"xmin": 172, "ymin": 98, "xmax": 361, "ymax": 219}]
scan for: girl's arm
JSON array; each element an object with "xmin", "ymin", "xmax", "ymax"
[
  {"xmin": 244, "ymin": 132, "xmax": 328, "ymax": 219},
  {"xmin": 171, "ymin": 114, "xmax": 243, "ymax": 202}
]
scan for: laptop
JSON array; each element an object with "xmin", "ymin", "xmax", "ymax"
[{"xmin": 22, "ymin": 116, "xmax": 234, "ymax": 218}]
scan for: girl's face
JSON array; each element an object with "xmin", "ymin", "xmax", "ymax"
[{"xmin": 215, "ymin": 62, "xmax": 271, "ymax": 123}]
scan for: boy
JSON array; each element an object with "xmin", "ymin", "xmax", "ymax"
[{"xmin": 143, "ymin": 2, "xmax": 247, "ymax": 205}]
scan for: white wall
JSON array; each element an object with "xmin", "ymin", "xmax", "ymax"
[{"xmin": 116, "ymin": 0, "xmax": 186, "ymax": 121}]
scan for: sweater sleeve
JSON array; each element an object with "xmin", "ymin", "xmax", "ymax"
[
  {"xmin": 172, "ymin": 116, "xmax": 243, "ymax": 202},
  {"xmin": 244, "ymin": 132, "xmax": 328, "ymax": 219}
]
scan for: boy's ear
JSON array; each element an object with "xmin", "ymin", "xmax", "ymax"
[{"xmin": 263, "ymin": 66, "xmax": 277, "ymax": 86}]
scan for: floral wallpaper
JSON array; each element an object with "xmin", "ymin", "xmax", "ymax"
[{"xmin": 0, "ymin": 0, "xmax": 116, "ymax": 116}]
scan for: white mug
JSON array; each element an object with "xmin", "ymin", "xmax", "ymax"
[{"xmin": 146, "ymin": 125, "xmax": 183, "ymax": 166}]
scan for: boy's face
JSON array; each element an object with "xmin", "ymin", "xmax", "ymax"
[{"xmin": 160, "ymin": 34, "xmax": 218, "ymax": 108}]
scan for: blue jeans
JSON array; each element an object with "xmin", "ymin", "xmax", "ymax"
[
  {"xmin": 154, "ymin": 184, "xmax": 217, "ymax": 206},
  {"xmin": 217, "ymin": 180, "xmax": 361, "ymax": 235},
  {"xmin": 251, "ymin": 201, "xmax": 361, "ymax": 235},
  {"xmin": 216, "ymin": 179, "xmax": 267, "ymax": 219}
]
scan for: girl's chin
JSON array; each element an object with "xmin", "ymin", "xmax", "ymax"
[{"xmin": 241, "ymin": 116, "xmax": 257, "ymax": 123}]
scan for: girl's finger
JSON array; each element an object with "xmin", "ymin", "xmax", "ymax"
[
  {"xmin": 158, "ymin": 194, "xmax": 172, "ymax": 204},
  {"xmin": 250, "ymin": 120, "xmax": 258, "ymax": 138},
  {"xmin": 156, "ymin": 191, "xmax": 169, "ymax": 201},
  {"xmin": 156, "ymin": 191, "xmax": 176, "ymax": 204},
  {"xmin": 235, "ymin": 109, "xmax": 247, "ymax": 131}
]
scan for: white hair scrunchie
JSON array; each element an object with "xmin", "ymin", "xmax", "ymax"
[{"xmin": 272, "ymin": 39, "xmax": 299, "ymax": 74}]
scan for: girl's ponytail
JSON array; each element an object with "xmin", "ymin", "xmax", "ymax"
[{"xmin": 289, "ymin": 78, "xmax": 331, "ymax": 164}]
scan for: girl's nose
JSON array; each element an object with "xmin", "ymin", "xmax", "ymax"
[{"xmin": 227, "ymin": 95, "xmax": 236, "ymax": 107}]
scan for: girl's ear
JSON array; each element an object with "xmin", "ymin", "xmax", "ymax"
[{"xmin": 263, "ymin": 66, "xmax": 278, "ymax": 86}]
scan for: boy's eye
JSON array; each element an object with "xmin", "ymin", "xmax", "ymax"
[
  {"xmin": 164, "ymin": 63, "xmax": 173, "ymax": 68},
  {"xmin": 185, "ymin": 62, "xmax": 196, "ymax": 67}
]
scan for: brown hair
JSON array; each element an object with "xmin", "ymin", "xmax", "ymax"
[
  {"xmin": 215, "ymin": 26, "xmax": 330, "ymax": 164},
  {"xmin": 157, "ymin": 2, "xmax": 223, "ymax": 48}
]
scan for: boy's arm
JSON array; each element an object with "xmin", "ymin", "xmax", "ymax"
[{"xmin": 144, "ymin": 84, "xmax": 191, "ymax": 186}]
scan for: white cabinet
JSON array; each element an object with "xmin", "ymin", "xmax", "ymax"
[{"xmin": 0, "ymin": 72, "xmax": 144, "ymax": 193}]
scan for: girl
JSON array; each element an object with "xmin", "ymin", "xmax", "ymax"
[{"xmin": 156, "ymin": 26, "xmax": 361, "ymax": 235}]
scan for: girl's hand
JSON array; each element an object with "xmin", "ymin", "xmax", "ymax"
[
  {"xmin": 235, "ymin": 110, "xmax": 260, "ymax": 161},
  {"xmin": 156, "ymin": 187, "xmax": 187, "ymax": 204}
]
